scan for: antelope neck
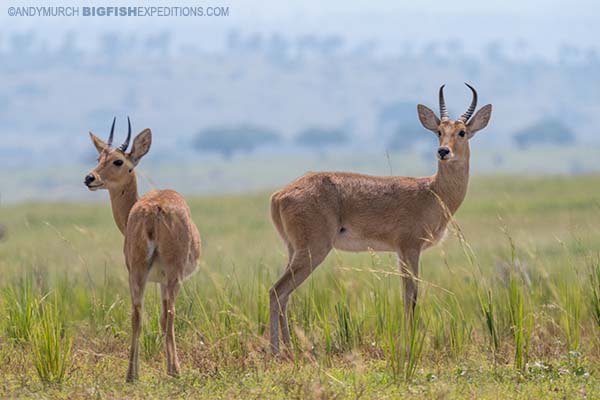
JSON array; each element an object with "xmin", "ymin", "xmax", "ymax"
[
  {"xmin": 431, "ymin": 158, "xmax": 470, "ymax": 215},
  {"xmin": 108, "ymin": 172, "xmax": 139, "ymax": 235}
]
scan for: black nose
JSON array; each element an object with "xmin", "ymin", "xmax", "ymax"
[
  {"xmin": 84, "ymin": 174, "xmax": 95, "ymax": 185},
  {"xmin": 437, "ymin": 147, "xmax": 450, "ymax": 158}
]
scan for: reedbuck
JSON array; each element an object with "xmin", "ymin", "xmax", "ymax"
[
  {"xmin": 269, "ymin": 84, "xmax": 492, "ymax": 354},
  {"xmin": 84, "ymin": 117, "xmax": 201, "ymax": 381}
]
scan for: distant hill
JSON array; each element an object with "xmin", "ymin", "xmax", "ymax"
[
  {"xmin": 513, "ymin": 119, "xmax": 576, "ymax": 149},
  {"xmin": 0, "ymin": 31, "xmax": 599, "ymax": 166}
]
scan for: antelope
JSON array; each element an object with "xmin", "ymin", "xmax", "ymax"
[
  {"xmin": 84, "ymin": 117, "xmax": 201, "ymax": 381},
  {"xmin": 269, "ymin": 84, "xmax": 492, "ymax": 355}
]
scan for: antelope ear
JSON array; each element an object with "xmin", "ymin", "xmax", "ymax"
[
  {"xmin": 467, "ymin": 104, "xmax": 492, "ymax": 138},
  {"xmin": 417, "ymin": 104, "xmax": 440, "ymax": 132},
  {"xmin": 127, "ymin": 129, "xmax": 152, "ymax": 167},
  {"xmin": 89, "ymin": 131, "xmax": 107, "ymax": 154}
]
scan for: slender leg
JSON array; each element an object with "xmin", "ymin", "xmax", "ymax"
[
  {"xmin": 126, "ymin": 270, "xmax": 148, "ymax": 383},
  {"xmin": 279, "ymin": 301, "xmax": 291, "ymax": 347},
  {"xmin": 270, "ymin": 268, "xmax": 292, "ymax": 356},
  {"xmin": 270, "ymin": 247, "xmax": 330, "ymax": 355},
  {"xmin": 165, "ymin": 279, "xmax": 181, "ymax": 377},
  {"xmin": 399, "ymin": 248, "xmax": 421, "ymax": 320},
  {"xmin": 160, "ymin": 284, "xmax": 168, "ymax": 335},
  {"xmin": 279, "ymin": 245, "xmax": 295, "ymax": 347}
]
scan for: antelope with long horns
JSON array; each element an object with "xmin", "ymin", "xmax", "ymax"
[
  {"xmin": 269, "ymin": 84, "xmax": 492, "ymax": 355},
  {"xmin": 84, "ymin": 117, "xmax": 201, "ymax": 381}
]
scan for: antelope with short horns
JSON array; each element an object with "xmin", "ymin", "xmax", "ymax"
[
  {"xmin": 269, "ymin": 83, "xmax": 492, "ymax": 355},
  {"xmin": 84, "ymin": 117, "xmax": 201, "ymax": 381}
]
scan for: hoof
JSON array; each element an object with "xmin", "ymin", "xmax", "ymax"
[
  {"xmin": 281, "ymin": 348, "xmax": 294, "ymax": 362},
  {"xmin": 271, "ymin": 348, "xmax": 293, "ymax": 362},
  {"xmin": 167, "ymin": 366, "xmax": 181, "ymax": 378}
]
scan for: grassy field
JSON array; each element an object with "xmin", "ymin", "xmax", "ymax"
[{"xmin": 1, "ymin": 175, "xmax": 600, "ymax": 398}]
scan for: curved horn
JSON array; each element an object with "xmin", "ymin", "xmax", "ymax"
[
  {"xmin": 459, "ymin": 83, "xmax": 478, "ymax": 122},
  {"xmin": 439, "ymin": 84, "xmax": 449, "ymax": 121},
  {"xmin": 119, "ymin": 116, "xmax": 132, "ymax": 152},
  {"xmin": 107, "ymin": 116, "xmax": 116, "ymax": 147}
]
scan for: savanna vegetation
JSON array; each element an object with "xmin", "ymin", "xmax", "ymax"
[{"xmin": 0, "ymin": 175, "xmax": 599, "ymax": 399}]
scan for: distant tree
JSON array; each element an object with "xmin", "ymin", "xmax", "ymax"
[
  {"xmin": 387, "ymin": 121, "xmax": 431, "ymax": 150},
  {"xmin": 57, "ymin": 31, "xmax": 82, "ymax": 63},
  {"xmin": 296, "ymin": 35, "xmax": 319, "ymax": 57},
  {"xmin": 244, "ymin": 33, "xmax": 263, "ymax": 53},
  {"xmin": 485, "ymin": 40, "xmax": 506, "ymax": 63},
  {"xmin": 145, "ymin": 31, "xmax": 172, "ymax": 57},
  {"xmin": 10, "ymin": 31, "xmax": 36, "ymax": 56},
  {"xmin": 320, "ymin": 35, "xmax": 344, "ymax": 55},
  {"xmin": 559, "ymin": 45, "xmax": 582, "ymax": 66},
  {"xmin": 99, "ymin": 33, "xmax": 136, "ymax": 59},
  {"xmin": 226, "ymin": 29, "xmax": 241, "ymax": 51},
  {"xmin": 378, "ymin": 101, "xmax": 429, "ymax": 150},
  {"xmin": 266, "ymin": 33, "xmax": 290, "ymax": 63},
  {"xmin": 296, "ymin": 35, "xmax": 344, "ymax": 58},
  {"xmin": 294, "ymin": 127, "xmax": 348, "ymax": 149},
  {"xmin": 193, "ymin": 125, "xmax": 280, "ymax": 158},
  {"xmin": 513, "ymin": 119, "xmax": 576, "ymax": 149},
  {"xmin": 351, "ymin": 39, "xmax": 378, "ymax": 58}
]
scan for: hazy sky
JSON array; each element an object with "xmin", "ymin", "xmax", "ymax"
[{"xmin": 1, "ymin": 0, "xmax": 598, "ymax": 58}]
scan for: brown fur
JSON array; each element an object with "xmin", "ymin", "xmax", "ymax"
[
  {"xmin": 268, "ymin": 98, "xmax": 492, "ymax": 355},
  {"xmin": 86, "ymin": 127, "xmax": 201, "ymax": 381}
]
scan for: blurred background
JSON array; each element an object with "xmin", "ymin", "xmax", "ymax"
[{"xmin": 1, "ymin": 0, "xmax": 599, "ymax": 202}]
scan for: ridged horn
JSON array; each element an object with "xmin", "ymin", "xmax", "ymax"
[
  {"xmin": 107, "ymin": 116, "xmax": 116, "ymax": 147},
  {"xmin": 439, "ymin": 84, "xmax": 449, "ymax": 121},
  {"xmin": 459, "ymin": 83, "xmax": 478, "ymax": 122},
  {"xmin": 119, "ymin": 116, "xmax": 132, "ymax": 152}
]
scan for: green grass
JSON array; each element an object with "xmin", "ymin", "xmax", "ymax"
[
  {"xmin": 0, "ymin": 175, "xmax": 600, "ymax": 398},
  {"xmin": 31, "ymin": 292, "xmax": 73, "ymax": 384}
]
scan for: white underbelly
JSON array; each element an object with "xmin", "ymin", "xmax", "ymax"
[
  {"xmin": 333, "ymin": 228, "xmax": 395, "ymax": 252},
  {"xmin": 182, "ymin": 260, "xmax": 199, "ymax": 280},
  {"xmin": 146, "ymin": 240, "xmax": 199, "ymax": 283},
  {"xmin": 421, "ymin": 227, "xmax": 448, "ymax": 250},
  {"xmin": 147, "ymin": 260, "xmax": 199, "ymax": 283}
]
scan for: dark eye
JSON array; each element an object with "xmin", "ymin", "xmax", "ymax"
[
  {"xmin": 437, "ymin": 131, "xmax": 442, "ymax": 137},
  {"xmin": 458, "ymin": 130, "xmax": 466, "ymax": 137},
  {"xmin": 113, "ymin": 159, "xmax": 124, "ymax": 167}
]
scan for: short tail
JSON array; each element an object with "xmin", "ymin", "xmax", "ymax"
[{"xmin": 270, "ymin": 192, "xmax": 287, "ymax": 242}]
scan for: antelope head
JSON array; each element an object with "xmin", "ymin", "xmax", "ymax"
[
  {"xmin": 417, "ymin": 83, "xmax": 492, "ymax": 162},
  {"xmin": 84, "ymin": 117, "xmax": 152, "ymax": 191}
]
